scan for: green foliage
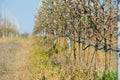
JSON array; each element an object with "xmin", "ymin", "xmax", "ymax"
[{"xmin": 101, "ymin": 70, "xmax": 117, "ymax": 80}]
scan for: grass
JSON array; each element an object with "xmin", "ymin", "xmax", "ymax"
[
  {"xmin": 27, "ymin": 36, "xmax": 117, "ymax": 80},
  {"xmin": 0, "ymin": 37, "xmax": 33, "ymax": 80},
  {"xmin": 0, "ymin": 36, "xmax": 117, "ymax": 80}
]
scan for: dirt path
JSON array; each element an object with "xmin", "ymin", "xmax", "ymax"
[{"xmin": 0, "ymin": 39, "xmax": 32, "ymax": 80}]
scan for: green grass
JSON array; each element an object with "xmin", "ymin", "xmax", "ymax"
[{"xmin": 101, "ymin": 70, "xmax": 117, "ymax": 80}]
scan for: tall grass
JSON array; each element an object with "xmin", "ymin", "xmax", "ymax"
[{"xmin": 28, "ymin": 36, "xmax": 117, "ymax": 80}]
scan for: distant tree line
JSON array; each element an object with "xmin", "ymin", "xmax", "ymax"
[{"xmin": 0, "ymin": 16, "xmax": 19, "ymax": 38}]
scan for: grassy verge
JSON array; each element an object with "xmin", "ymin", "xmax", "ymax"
[{"xmin": 27, "ymin": 36, "xmax": 117, "ymax": 80}]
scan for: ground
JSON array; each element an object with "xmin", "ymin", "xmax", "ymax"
[{"xmin": 0, "ymin": 38, "xmax": 32, "ymax": 80}]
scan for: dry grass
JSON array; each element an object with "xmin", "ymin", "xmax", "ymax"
[
  {"xmin": 0, "ymin": 38, "xmax": 33, "ymax": 80},
  {"xmin": 0, "ymin": 37, "xmax": 116, "ymax": 80},
  {"xmin": 27, "ymin": 36, "xmax": 117, "ymax": 80}
]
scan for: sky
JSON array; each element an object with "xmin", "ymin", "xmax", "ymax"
[{"xmin": 0, "ymin": 0, "xmax": 41, "ymax": 33}]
